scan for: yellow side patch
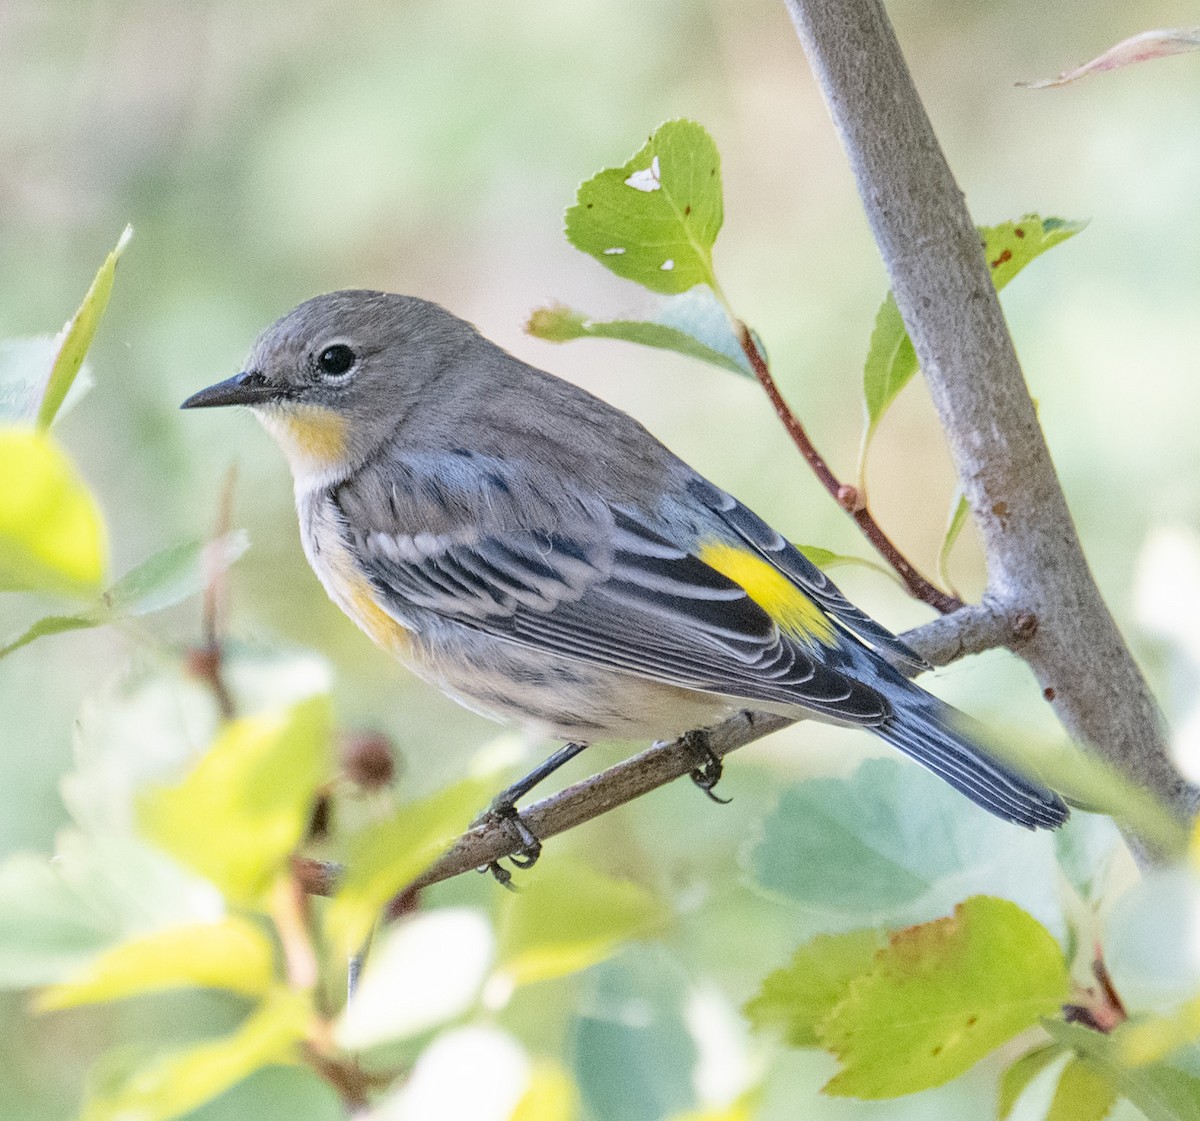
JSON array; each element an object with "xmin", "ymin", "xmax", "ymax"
[
  {"xmin": 344, "ymin": 573, "xmax": 412, "ymax": 657},
  {"xmin": 263, "ymin": 405, "xmax": 349, "ymax": 472},
  {"xmin": 698, "ymin": 541, "xmax": 837, "ymax": 645}
]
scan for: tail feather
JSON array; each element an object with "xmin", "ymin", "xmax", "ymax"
[{"xmin": 876, "ymin": 690, "xmax": 1069, "ymax": 830}]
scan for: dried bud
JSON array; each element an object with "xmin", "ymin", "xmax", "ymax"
[{"xmin": 342, "ymin": 731, "xmax": 396, "ymax": 789}]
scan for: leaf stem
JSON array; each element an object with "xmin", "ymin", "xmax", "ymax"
[{"xmin": 734, "ymin": 322, "xmax": 962, "ymax": 614}]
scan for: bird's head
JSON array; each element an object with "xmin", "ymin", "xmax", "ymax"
[{"xmin": 182, "ymin": 290, "xmax": 473, "ymax": 488}]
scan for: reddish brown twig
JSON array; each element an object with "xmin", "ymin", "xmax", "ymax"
[
  {"xmin": 736, "ymin": 323, "xmax": 962, "ymax": 614},
  {"xmin": 190, "ymin": 465, "xmax": 238, "ymax": 718}
]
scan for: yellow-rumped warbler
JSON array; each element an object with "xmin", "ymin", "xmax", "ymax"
[{"xmin": 182, "ymin": 290, "xmax": 1067, "ymax": 829}]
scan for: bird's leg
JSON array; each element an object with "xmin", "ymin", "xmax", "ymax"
[
  {"xmin": 683, "ymin": 728, "xmax": 731, "ymax": 804},
  {"xmin": 477, "ymin": 741, "xmax": 589, "ymax": 884}
]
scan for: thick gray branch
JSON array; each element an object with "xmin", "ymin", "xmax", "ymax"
[{"xmin": 784, "ymin": 0, "xmax": 1195, "ymax": 831}]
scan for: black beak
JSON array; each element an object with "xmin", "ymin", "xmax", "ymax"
[{"xmin": 181, "ymin": 371, "xmax": 282, "ymax": 410}]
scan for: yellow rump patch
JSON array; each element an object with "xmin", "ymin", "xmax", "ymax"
[{"xmin": 698, "ymin": 541, "xmax": 837, "ymax": 646}]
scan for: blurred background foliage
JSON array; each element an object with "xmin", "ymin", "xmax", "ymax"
[{"xmin": 2, "ymin": 0, "xmax": 1198, "ymax": 1118}]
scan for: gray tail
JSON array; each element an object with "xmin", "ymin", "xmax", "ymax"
[{"xmin": 876, "ymin": 686, "xmax": 1069, "ymax": 830}]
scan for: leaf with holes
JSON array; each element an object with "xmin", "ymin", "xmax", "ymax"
[
  {"xmin": 817, "ymin": 896, "xmax": 1069, "ymax": 1098},
  {"xmin": 566, "ymin": 119, "xmax": 723, "ymax": 295}
]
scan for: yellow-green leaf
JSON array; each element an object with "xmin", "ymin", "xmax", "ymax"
[
  {"xmin": 495, "ymin": 856, "xmax": 668, "ymax": 988},
  {"xmin": 324, "ymin": 776, "xmax": 489, "ymax": 960},
  {"xmin": 1120, "ymin": 994, "xmax": 1200, "ymax": 1065},
  {"xmin": 79, "ymin": 984, "xmax": 310, "ymax": 1121},
  {"xmin": 999, "ymin": 1044, "xmax": 1065, "ymax": 1119},
  {"xmin": 818, "ymin": 896, "xmax": 1069, "ymax": 1098},
  {"xmin": 859, "ymin": 215, "xmax": 1084, "ymax": 472},
  {"xmin": 510, "ymin": 1062, "xmax": 578, "ymax": 1121},
  {"xmin": 666, "ymin": 1097, "xmax": 758, "ymax": 1121},
  {"xmin": 1046, "ymin": 1057, "xmax": 1119, "ymax": 1121},
  {"xmin": 37, "ymin": 225, "xmax": 132, "ymax": 430},
  {"xmin": 936, "ymin": 492, "xmax": 970, "ymax": 595},
  {"xmin": 1044, "ymin": 1020, "xmax": 1200, "ymax": 1121},
  {"xmin": 0, "ymin": 427, "xmax": 107, "ymax": 595},
  {"xmin": 566, "ymin": 119, "xmax": 724, "ymax": 295},
  {"xmin": 36, "ymin": 916, "xmax": 275, "ymax": 1011},
  {"xmin": 138, "ymin": 695, "xmax": 332, "ymax": 906},
  {"xmin": 745, "ymin": 928, "xmax": 886, "ymax": 1047}
]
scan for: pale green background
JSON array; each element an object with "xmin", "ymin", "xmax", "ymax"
[{"xmin": 1, "ymin": 1, "xmax": 1196, "ymax": 1118}]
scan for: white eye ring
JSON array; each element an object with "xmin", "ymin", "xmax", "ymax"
[{"xmin": 316, "ymin": 343, "xmax": 357, "ymax": 379}]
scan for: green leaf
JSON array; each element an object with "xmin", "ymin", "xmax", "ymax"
[
  {"xmin": 0, "ymin": 833, "xmax": 220, "ymax": 989},
  {"xmin": 937, "ymin": 492, "xmax": 970, "ymax": 594},
  {"xmin": 795, "ymin": 544, "xmax": 893, "ymax": 580},
  {"xmin": 1043, "ymin": 1020, "xmax": 1200, "ymax": 1121},
  {"xmin": 1046, "ymin": 1057, "xmax": 1119, "ymax": 1121},
  {"xmin": 744, "ymin": 928, "xmax": 886, "ymax": 1047},
  {"xmin": 860, "ymin": 294, "xmax": 916, "ymax": 463},
  {"xmin": 0, "ymin": 427, "xmax": 107, "ymax": 595},
  {"xmin": 527, "ymin": 289, "xmax": 750, "ymax": 377},
  {"xmin": 78, "ymin": 984, "xmax": 310, "ymax": 1121},
  {"xmin": 859, "ymin": 215, "xmax": 1085, "ymax": 469},
  {"xmin": 36, "ymin": 916, "xmax": 276, "ymax": 1011},
  {"xmin": 323, "ymin": 776, "xmax": 489, "ymax": 960},
  {"xmin": 495, "ymin": 855, "xmax": 669, "ymax": 987},
  {"xmin": 982, "ymin": 216, "xmax": 1087, "ymax": 292},
  {"xmin": 566, "ymin": 119, "xmax": 724, "ymax": 295},
  {"xmin": 0, "ymin": 532, "xmax": 249, "ymax": 659},
  {"xmin": 137, "ymin": 695, "xmax": 333, "ymax": 906},
  {"xmin": 0, "ymin": 336, "xmax": 92, "ymax": 424},
  {"xmin": 0, "ymin": 611, "xmax": 102, "ymax": 658},
  {"xmin": 999, "ymin": 1044, "xmax": 1066, "ymax": 1119},
  {"xmin": 36, "ymin": 225, "xmax": 132, "ymax": 430},
  {"xmin": 745, "ymin": 758, "xmax": 1062, "ymax": 928},
  {"xmin": 103, "ymin": 531, "xmax": 249, "ymax": 617},
  {"xmin": 1120, "ymin": 996, "xmax": 1200, "ymax": 1066},
  {"xmin": 573, "ymin": 952, "xmax": 697, "ymax": 1121},
  {"xmin": 818, "ymin": 896, "xmax": 1069, "ymax": 1098},
  {"xmin": 335, "ymin": 907, "xmax": 493, "ymax": 1049},
  {"xmin": 0, "ymin": 850, "xmax": 125, "ymax": 988}
]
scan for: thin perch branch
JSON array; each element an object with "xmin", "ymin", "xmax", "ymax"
[
  {"xmin": 295, "ymin": 606, "xmax": 1017, "ymax": 898},
  {"xmin": 736, "ymin": 323, "xmax": 963, "ymax": 614},
  {"xmin": 784, "ymin": 0, "xmax": 1195, "ymax": 836}
]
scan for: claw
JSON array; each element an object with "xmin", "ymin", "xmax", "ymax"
[
  {"xmin": 684, "ymin": 729, "xmax": 731, "ymax": 804},
  {"xmin": 478, "ymin": 800, "xmax": 543, "ymax": 885}
]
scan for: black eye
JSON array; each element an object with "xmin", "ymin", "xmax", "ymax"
[{"xmin": 316, "ymin": 344, "xmax": 356, "ymax": 377}]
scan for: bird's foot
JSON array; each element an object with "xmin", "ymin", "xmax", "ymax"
[
  {"xmin": 472, "ymin": 741, "xmax": 588, "ymax": 886},
  {"xmin": 683, "ymin": 729, "xmax": 730, "ymax": 804},
  {"xmin": 473, "ymin": 798, "xmax": 543, "ymax": 888}
]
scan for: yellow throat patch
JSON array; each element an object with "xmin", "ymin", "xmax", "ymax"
[
  {"xmin": 698, "ymin": 541, "xmax": 836, "ymax": 646},
  {"xmin": 260, "ymin": 405, "xmax": 349, "ymax": 477}
]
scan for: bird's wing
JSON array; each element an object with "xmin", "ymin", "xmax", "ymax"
[
  {"xmin": 682, "ymin": 476, "xmax": 931, "ymax": 672},
  {"xmin": 338, "ymin": 493, "xmax": 888, "ymax": 725}
]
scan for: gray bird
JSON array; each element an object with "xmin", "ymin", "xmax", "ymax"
[{"xmin": 182, "ymin": 290, "xmax": 1068, "ymax": 831}]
